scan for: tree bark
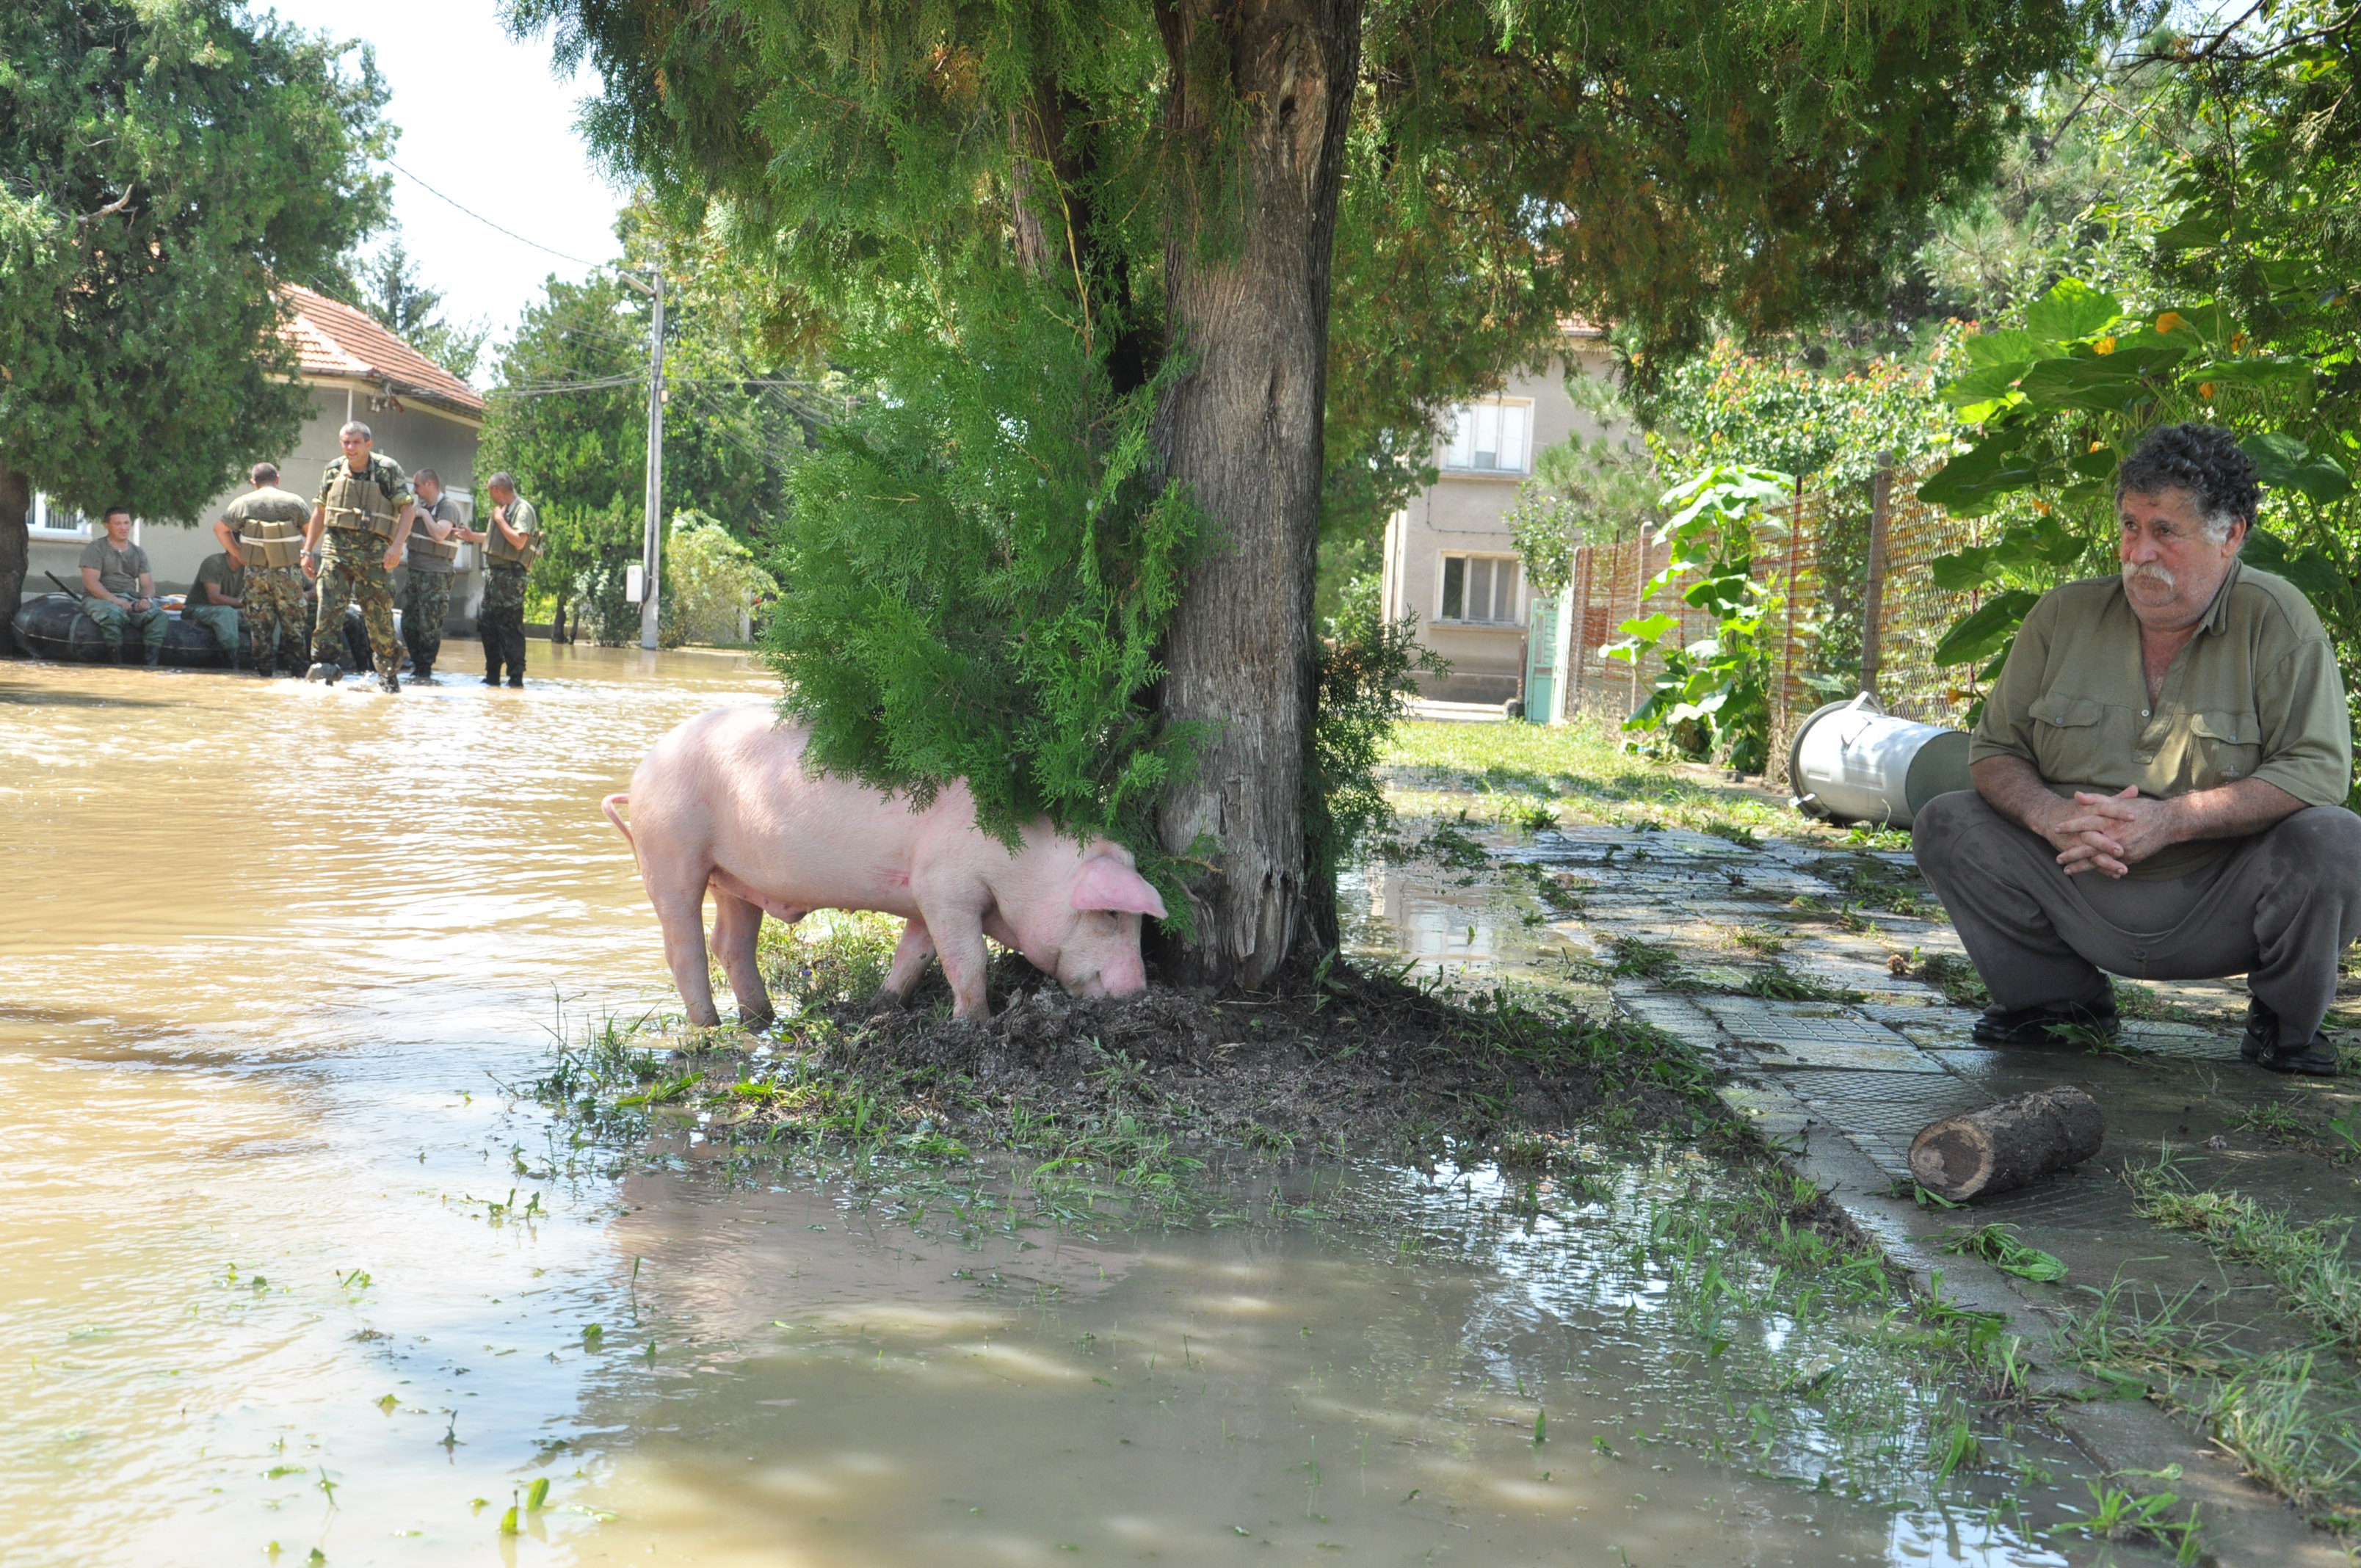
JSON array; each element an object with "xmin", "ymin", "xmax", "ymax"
[
  {"xmin": 1152, "ymin": 0, "xmax": 1362, "ymax": 989},
  {"xmin": 1908, "ymin": 1086, "xmax": 2104, "ymax": 1202},
  {"xmin": 0, "ymin": 459, "xmax": 29, "ymax": 657}
]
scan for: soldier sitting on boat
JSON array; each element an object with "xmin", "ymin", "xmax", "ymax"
[
  {"xmin": 181, "ymin": 547, "xmax": 248, "ymax": 669},
  {"xmin": 77, "ymin": 507, "xmax": 167, "ymax": 666},
  {"xmin": 1914, "ymin": 423, "xmax": 2361, "ymax": 1077}
]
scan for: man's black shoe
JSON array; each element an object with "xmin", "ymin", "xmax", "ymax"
[
  {"xmin": 1972, "ymin": 1000, "xmax": 2120, "ymax": 1047},
  {"xmin": 2243, "ymin": 1000, "xmax": 2343, "ymax": 1076},
  {"xmin": 506, "ymin": 674, "xmax": 524, "ymax": 689}
]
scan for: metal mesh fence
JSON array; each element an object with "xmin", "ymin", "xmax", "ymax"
[{"xmin": 1545, "ymin": 465, "xmax": 2001, "ymax": 788}]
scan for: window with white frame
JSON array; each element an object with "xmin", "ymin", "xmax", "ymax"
[
  {"xmin": 1437, "ymin": 553, "xmax": 1521, "ymax": 625},
  {"xmin": 1442, "ymin": 399, "xmax": 1533, "ymax": 474},
  {"xmin": 27, "ymin": 493, "xmax": 96, "ymax": 542}
]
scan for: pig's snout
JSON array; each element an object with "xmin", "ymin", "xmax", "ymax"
[{"xmin": 1056, "ymin": 912, "xmax": 1150, "ymax": 1000}]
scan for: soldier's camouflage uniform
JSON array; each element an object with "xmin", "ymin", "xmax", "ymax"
[
  {"xmin": 221, "ymin": 486, "xmax": 313, "ymax": 673},
  {"xmin": 396, "ymin": 493, "xmax": 465, "ymax": 679},
  {"xmin": 478, "ymin": 493, "xmax": 540, "ymax": 686},
  {"xmin": 310, "ymin": 452, "xmax": 410, "ymax": 679}
]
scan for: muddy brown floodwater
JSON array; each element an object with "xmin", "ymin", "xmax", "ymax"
[{"xmin": 1, "ymin": 653, "xmax": 2133, "ymax": 1567}]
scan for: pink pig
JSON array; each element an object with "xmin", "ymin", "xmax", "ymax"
[{"xmin": 601, "ymin": 705, "xmax": 1167, "ymax": 1026}]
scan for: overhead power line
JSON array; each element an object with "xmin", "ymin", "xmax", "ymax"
[{"xmin": 386, "ymin": 159, "xmax": 617, "ymax": 274}]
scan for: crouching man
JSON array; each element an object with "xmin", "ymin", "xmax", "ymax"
[{"xmin": 1915, "ymin": 424, "xmax": 2361, "ymax": 1075}]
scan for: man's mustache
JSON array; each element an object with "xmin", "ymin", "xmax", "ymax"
[{"xmin": 2123, "ymin": 562, "xmax": 2178, "ymax": 592}]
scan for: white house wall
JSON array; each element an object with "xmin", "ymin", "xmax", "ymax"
[
  {"xmin": 1381, "ymin": 345, "xmax": 1631, "ymax": 705},
  {"xmin": 23, "ymin": 385, "xmax": 484, "ymax": 627}
]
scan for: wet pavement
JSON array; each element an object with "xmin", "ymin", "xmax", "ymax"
[{"xmin": 1350, "ymin": 812, "xmax": 2361, "ymax": 1563}]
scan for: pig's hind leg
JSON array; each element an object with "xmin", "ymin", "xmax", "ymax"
[
  {"xmin": 876, "ymin": 918, "xmax": 936, "ymax": 1008},
  {"xmin": 708, "ymin": 888, "xmax": 777, "ymax": 1031},
  {"xmin": 643, "ymin": 862, "xmax": 724, "ymax": 1028}
]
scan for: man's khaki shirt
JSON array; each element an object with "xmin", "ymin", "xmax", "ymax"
[{"xmin": 1970, "ymin": 561, "xmax": 2352, "ymax": 879}]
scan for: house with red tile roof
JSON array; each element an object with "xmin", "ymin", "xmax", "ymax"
[{"xmin": 22, "ymin": 283, "xmax": 490, "ymax": 629}]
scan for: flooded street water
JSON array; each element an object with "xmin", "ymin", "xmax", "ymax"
[{"xmin": 1, "ymin": 656, "xmax": 2125, "ymax": 1567}]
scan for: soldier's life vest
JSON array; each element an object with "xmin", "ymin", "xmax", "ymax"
[
  {"xmin": 407, "ymin": 530, "xmax": 460, "ymax": 567},
  {"xmin": 322, "ymin": 461, "xmax": 396, "ymax": 540},
  {"xmin": 238, "ymin": 518, "xmax": 305, "ymax": 569},
  {"xmin": 483, "ymin": 501, "xmax": 543, "ymax": 570}
]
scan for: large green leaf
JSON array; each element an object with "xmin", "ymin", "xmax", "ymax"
[
  {"xmin": 2014, "ymin": 355, "xmax": 2169, "ymax": 415},
  {"xmin": 1932, "ymin": 589, "xmax": 2040, "ymax": 667},
  {"xmin": 1940, "ymin": 362, "xmax": 2028, "ymax": 408},
  {"xmin": 2024, "ymin": 280, "xmax": 2122, "ymax": 344},
  {"xmin": 2241, "ymin": 528, "xmax": 2349, "ymax": 606},
  {"xmin": 2192, "ymin": 357, "xmax": 2313, "ymax": 389},
  {"xmin": 2155, "ymin": 210, "xmax": 2231, "ymax": 252},
  {"xmin": 2241, "ymin": 433, "xmax": 2353, "ymax": 504},
  {"xmin": 1963, "ymin": 327, "xmax": 2042, "ymax": 368},
  {"xmin": 1929, "ymin": 545, "xmax": 2003, "ymax": 592},
  {"xmin": 1917, "ymin": 439, "xmax": 2045, "ymax": 515}
]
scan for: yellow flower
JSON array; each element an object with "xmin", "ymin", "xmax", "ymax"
[
  {"xmin": 2199, "ymin": 382, "xmax": 2216, "ymax": 399},
  {"xmin": 2231, "ymin": 332, "xmax": 2248, "ymax": 353},
  {"xmin": 2094, "ymin": 335, "xmax": 2117, "ymax": 355},
  {"xmin": 2089, "ymin": 440, "xmax": 2105, "ymax": 453},
  {"xmin": 2155, "ymin": 311, "xmax": 2187, "ymax": 335},
  {"xmin": 2032, "ymin": 498, "xmax": 2051, "ymax": 515}
]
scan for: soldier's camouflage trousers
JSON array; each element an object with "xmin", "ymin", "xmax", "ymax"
[
  {"xmin": 396, "ymin": 570, "xmax": 452, "ymax": 674},
  {"xmin": 479, "ymin": 565, "xmax": 528, "ymax": 683},
  {"xmin": 311, "ymin": 545, "xmax": 401, "ymax": 675},
  {"xmin": 243, "ymin": 565, "xmax": 307, "ymax": 669}
]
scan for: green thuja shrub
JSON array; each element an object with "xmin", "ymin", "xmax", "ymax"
[
  {"xmin": 1308, "ymin": 573, "xmax": 1447, "ymax": 894},
  {"xmin": 761, "ymin": 293, "xmax": 1206, "ymax": 915}
]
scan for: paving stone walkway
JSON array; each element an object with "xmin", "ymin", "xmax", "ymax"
[{"xmin": 1357, "ymin": 818, "xmax": 2361, "ymax": 1564}]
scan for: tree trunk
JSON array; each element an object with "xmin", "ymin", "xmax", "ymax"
[
  {"xmin": 0, "ymin": 459, "xmax": 29, "ymax": 657},
  {"xmin": 1152, "ymin": 0, "xmax": 1362, "ymax": 989},
  {"xmin": 1908, "ymin": 1086, "xmax": 2104, "ymax": 1202}
]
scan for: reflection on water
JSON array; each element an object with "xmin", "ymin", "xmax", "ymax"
[{"xmin": 0, "ymin": 654, "xmax": 2108, "ymax": 1566}]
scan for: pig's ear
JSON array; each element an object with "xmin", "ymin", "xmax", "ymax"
[{"xmin": 1072, "ymin": 857, "xmax": 1167, "ymax": 918}]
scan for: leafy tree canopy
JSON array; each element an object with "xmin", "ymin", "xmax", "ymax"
[
  {"xmin": 475, "ymin": 208, "xmax": 817, "ymax": 641},
  {"xmin": 0, "ymin": 0, "xmax": 390, "ymax": 523}
]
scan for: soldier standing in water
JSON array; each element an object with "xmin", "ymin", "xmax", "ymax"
[
  {"xmin": 214, "ymin": 462, "xmax": 312, "ymax": 677},
  {"xmin": 396, "ymin": 468, "xmax": 464, "ymax": 683},
  {"xmin": 455, "ymin": 471, "xmax": 540, "ymax": 688},
  {"xmin": 302, "ymin": 421, "xmax": 416, "ymax": 692}
]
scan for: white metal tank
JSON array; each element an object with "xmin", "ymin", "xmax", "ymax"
[{"xmin": 1788, "ymin": 694, "xmax": 1973, "ymax": 828}]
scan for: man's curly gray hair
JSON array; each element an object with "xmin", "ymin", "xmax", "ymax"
[{"xmin": 2117, "ymin": 423, "xmax": 2263, "ymax": 544}]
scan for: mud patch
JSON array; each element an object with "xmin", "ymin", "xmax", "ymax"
[{"xmin": 631, "ymin": 960, "xmax": 1727, "ymax": 1162}]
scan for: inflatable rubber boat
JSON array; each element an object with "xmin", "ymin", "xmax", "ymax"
[{"xmin": 10, "ymin": 592, "xmax": 378, "ymax": 671}]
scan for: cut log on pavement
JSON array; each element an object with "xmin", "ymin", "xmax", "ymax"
[{"xmin": 1908, "ymin": 1086, "xmax": 2103, "ymax": 1202}]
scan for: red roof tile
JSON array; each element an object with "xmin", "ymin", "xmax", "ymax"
[{"xmin": 278, "ymin": 283, "xmax": 484, "ymax": 418}]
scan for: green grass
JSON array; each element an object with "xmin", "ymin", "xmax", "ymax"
[
  {"xmin": 2126, "ymin": 1161, "xmax": 2361, "ymax": 1355},
  {"xmin": 1382, "ymin": 716, "xmax": 1798, "ymax": 840}
]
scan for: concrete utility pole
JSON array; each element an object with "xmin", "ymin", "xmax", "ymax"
[{"xmin": 639, "ymin": 269, "xmax": 666, "ymax": 652}]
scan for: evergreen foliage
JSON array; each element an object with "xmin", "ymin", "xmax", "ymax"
[
  {"xmin": 1307, "ymin": 575, "xmax": 1445, "ymax": 893},
  {"xmin": 0, "ymin": 0, "xmax": 389, "ymax": 522},
  {"xmin": 764, "ymin": 298, "xmax": 1204, "ymax": 897}
]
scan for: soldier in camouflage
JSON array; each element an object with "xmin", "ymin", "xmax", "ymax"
[
  {"xmin": 214, "ymin": 462, "xmax": 313, "ymax": 677},
  {"xmin": 456, "ymin": 471, "xmax": 540, "ymax": 688},
  {"xmin": 302, "ymin": 421, "xmax": 417, "ymax": 692},
  {"xmin": 396, "ymin": 467, "xmax": 464, "ymax": 681}
]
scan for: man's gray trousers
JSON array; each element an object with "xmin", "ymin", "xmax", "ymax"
[{"xmin": 1912, "ymin": 791, "xmax": 2361, "ymax": 1041}]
